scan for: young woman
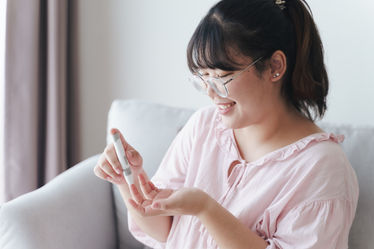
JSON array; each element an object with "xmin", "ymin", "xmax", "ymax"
[{"xmin": 94, "ymin": 0, "xmax": 359, "ymax": 248}]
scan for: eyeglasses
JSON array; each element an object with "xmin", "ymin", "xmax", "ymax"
[{"xmin": 188, "ymin": 56, "xmax": 263, "ymax": 98}]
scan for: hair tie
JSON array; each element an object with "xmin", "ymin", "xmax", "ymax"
[{"xmin": 275, "ymin": 0, "xmax": 286, "ymax": 10}]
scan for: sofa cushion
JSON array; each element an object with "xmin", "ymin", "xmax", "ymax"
[{"xmin": 0, "ymin": 155, "xmax": 117, "ymax": 249}]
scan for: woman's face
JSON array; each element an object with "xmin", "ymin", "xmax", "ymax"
[{"xmin": 200, "ymin": 58, "xmax": 283, "ymax": 129}]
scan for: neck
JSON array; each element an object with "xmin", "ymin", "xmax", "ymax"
[{"xmin": 233, "ymin": 102, "xmax": 318, "ymax": 162}]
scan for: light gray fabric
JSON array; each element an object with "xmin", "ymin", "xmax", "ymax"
[
  {"xmin": 106, "ymin": 99, "xmax": 194, "ymax": 249},
  {"xmin": 318, "ymin": 122, "xmax": 374, "ymax": 249},
  {"xmin": 0, "ymin": 155, "xmax": 117, "ymax": 249}
]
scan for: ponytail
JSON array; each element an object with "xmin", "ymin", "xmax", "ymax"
[{"xmin": 286, "ymin": 0, "xmax": 328, "ymax": 120}]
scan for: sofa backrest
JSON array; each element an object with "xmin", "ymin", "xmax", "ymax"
[
  {"xmin": 317, "ymin": 122, "xmax": 374, "ymax": 249},
  {"xmin": 107, "ymin": 99, "xmax": 373, "ymax": 249}
]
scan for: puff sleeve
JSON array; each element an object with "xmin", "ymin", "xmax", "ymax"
[{"xmin": 265, "ymin": 199, "xmax": 357, "ymax": 249}]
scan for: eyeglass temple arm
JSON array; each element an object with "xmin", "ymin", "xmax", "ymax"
[{"xmin": 223, "ymin": 56, "xmax": 263, "ymax": 86}]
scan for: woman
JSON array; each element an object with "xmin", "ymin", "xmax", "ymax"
[{"xmin": 94, "ymin": 0, "xmax": 359, "ymax": 248}]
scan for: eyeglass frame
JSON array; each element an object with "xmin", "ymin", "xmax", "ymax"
[{"xmin": 190, "ymin": 56, "xmax": 263, "ymax": 98}]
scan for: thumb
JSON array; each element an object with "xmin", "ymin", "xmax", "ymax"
[
  {"xmin": 152, "ymin": 198, "xmax": 175, "ymax": 210},
  {"xmin": 110, "ymin": 128, "xmax": 143, "ymax": 168},
  {"xmin": 126, "ymin": 149, "xmax": 143, "ymax": 167}
]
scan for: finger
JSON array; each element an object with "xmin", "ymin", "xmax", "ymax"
[
  {"xmin": 104, "ymin": 144, "xmax": 123, "ymax": 175},
  {"xmin": 152, "ymin": 199, "xmax": 176, "ymax": 211},
  {"xmin": 93, "ymin": 164, "xmax": 111, "ymax": 180},
  {"xmin": 138, "ymin": 174, "xmax": 158, "ymax": 199},
  {"xmin": 128, "ymin": 198, "xmax": 146, "ymax": 214},
  {"xmin": 94, "ymin": 165, "xmax": 122, "ymax": 184},
  {"xmin": 110, "ymin": 128, "xmax": 131, "ymax": 151},
  {"xmin": 139, "ymin": 170, "xmax": 156, "ymax": 190},
  {"xmin": 128, "ymin": 199, "xmax": 166, "ymax": 217},
  {"xmin": 126, "ymin": 149, "xmax": 143, "ymax": 168},
  {"xmin": 152, "ymin": 200, "xmax": 168, "ymax": 210},
  {"xmin": 130, "ymin": 184, "xmax": 144, "ymax": 204},
  {"xmin": 152, "ymin": 195, "xmax": 176, "ymax": 211},
  {"xmin": 110, "ymin": 128, "xmax": 143, "ymax": 167},
  {"xmin": 152, "ymin": 202, "xmax": 161, "ymax": 209},
  {"xmin": 148, "ymin": 181, "xmax": 159, "ymax": 192},
  {"xmin": 144, "ymin": 205, "xmax": 169, "ymax": 216},
  {"xmin": 99, "ymin": 158, "xmax": 122, "ymax": 182}
]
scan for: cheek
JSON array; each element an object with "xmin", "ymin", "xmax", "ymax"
[
  {"xmin": 229, "ymin": 79, "xmax": 265, "ymax": 107},
  {"xmin": 224, "ymin": 81, "xmax": 271, "ymax": 127}
]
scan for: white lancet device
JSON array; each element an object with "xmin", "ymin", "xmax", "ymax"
[{"xmin": 111, "ymin": 132, "xmax": 133, "ymax": 185}]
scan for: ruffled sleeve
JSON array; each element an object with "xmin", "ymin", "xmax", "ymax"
[
  {"xmin": 265, "ymin": 199, "xmax": 356, "ymax": 249},
  {"xmin": 150, "ymin": 108, "xmax": 203, "ymax": 189},
  {"xmin": 128, "ymin": 109, "xmax": 203, "ymax": 249}
]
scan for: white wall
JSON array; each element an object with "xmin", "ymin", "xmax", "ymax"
[
  {"xmin": 0, "ymin": 0, "xmax": 7, "ymax": 204},
  {"xmin": 75, "ymin": 0, "xmax": 215, "ymax": 161},
  {"xmin": 307, "ymin": 0, "xmax": 374, "ymax": 126},
  {"xmin": 75, "ymin": 0, "xmax": 374, "ymax": 162}
]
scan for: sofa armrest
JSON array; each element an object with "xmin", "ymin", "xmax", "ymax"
[{"xmin": 0, "ymin": 154, "xmax": 117, "ymax": 249}]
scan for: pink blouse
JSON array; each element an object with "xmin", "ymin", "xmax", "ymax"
[{"xmin": 128, "ymin": 106, "xmax": 359, "ymax": 249}]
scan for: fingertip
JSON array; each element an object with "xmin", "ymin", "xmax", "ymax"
[
  {"xmin": 114, "ymin": 167, "xmax": 122, "ymax": 175},
  {"xmin": 110, "ymin": 128, "xmax": 118, "ymax": 135},
  {"xmin": 128, "ymin": 199, "xmax": 137, "ymax": 208},
  {"xmin": 149, "ymin": 181, "xmax": 157, "ymax": 191},
  {"xmin": 152, "ymin": 202, "xmax": 160, "ymax": 209}
]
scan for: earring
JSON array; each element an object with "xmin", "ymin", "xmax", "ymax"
[{"xmin": 273, "ymin": 73, "xmax": 280, "ymax": 78}]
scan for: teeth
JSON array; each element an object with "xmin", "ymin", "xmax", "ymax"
[{"xmin": 218, "ymin": 102, "xmax": 235, "ymax": 110}]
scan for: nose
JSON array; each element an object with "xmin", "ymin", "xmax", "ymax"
[{"xmin": 207, "ymin": 84, "xmax": 218, "ymax": 99}]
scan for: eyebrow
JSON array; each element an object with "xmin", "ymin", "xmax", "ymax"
[{"xmin": 199, "ymin": 72, "xmax": 233, "ymax": 78}]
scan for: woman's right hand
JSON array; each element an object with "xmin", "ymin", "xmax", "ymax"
[{"xmin": 93, "ymin": 128, "xmax": 146, "ymax": 187}]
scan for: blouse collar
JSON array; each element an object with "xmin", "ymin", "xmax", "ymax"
[{"xmin": 213, "ymin": 110, "xmax": 345, "ymax": 166}]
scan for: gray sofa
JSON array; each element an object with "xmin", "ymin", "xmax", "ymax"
[{"xmin": 0, "ymin": 99, "xmax": 373, "ymax": 249}]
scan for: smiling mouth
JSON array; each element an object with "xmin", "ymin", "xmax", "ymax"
[{"xmin": 217, "ymin": 102, "xmax": 236, "ymax": 110}]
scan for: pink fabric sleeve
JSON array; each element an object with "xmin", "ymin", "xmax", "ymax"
[
  {"xmin": 128, "ymin": 110, "xmax": 201, "ymax": 248},
  {"xmin": 266, "ymin": 199, "xmax": 356, "ymax": 249}
]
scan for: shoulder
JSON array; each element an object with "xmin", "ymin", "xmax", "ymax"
[
  {"xmin": 301, "ymin": 133, "xmax": 351, "ymax": 172},
  {"xmin": 286, "ymin": 133, "xmax": 359, "ymax": 203}
]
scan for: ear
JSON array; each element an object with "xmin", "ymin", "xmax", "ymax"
[{"xmin": 269, "ymin": 50, "xmax": 287, "ymax": 82}]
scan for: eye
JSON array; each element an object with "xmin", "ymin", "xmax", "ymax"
[
  {"xmin": 198, "ymin": 70, "xmax": 232, "ymax": 78},
  {"xmin": 196, "ymin": 71, "xmax": 208, "ymax": 77},
  {"xmin": 216, "ymin": 72, "xmax": 233, "ymax": 79},
  {"xmin": 220, "ymin": 73, "xmax": 232, "ymax": 78}
]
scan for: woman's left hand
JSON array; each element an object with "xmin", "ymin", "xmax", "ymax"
[{"xmin": 128, "ymin": 173, "xmax": 210, "ymax": 217}]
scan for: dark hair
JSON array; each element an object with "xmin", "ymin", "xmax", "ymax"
[{"xmin": 187, "ymin": 0, "xmax": 328, "ymax": 121}]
